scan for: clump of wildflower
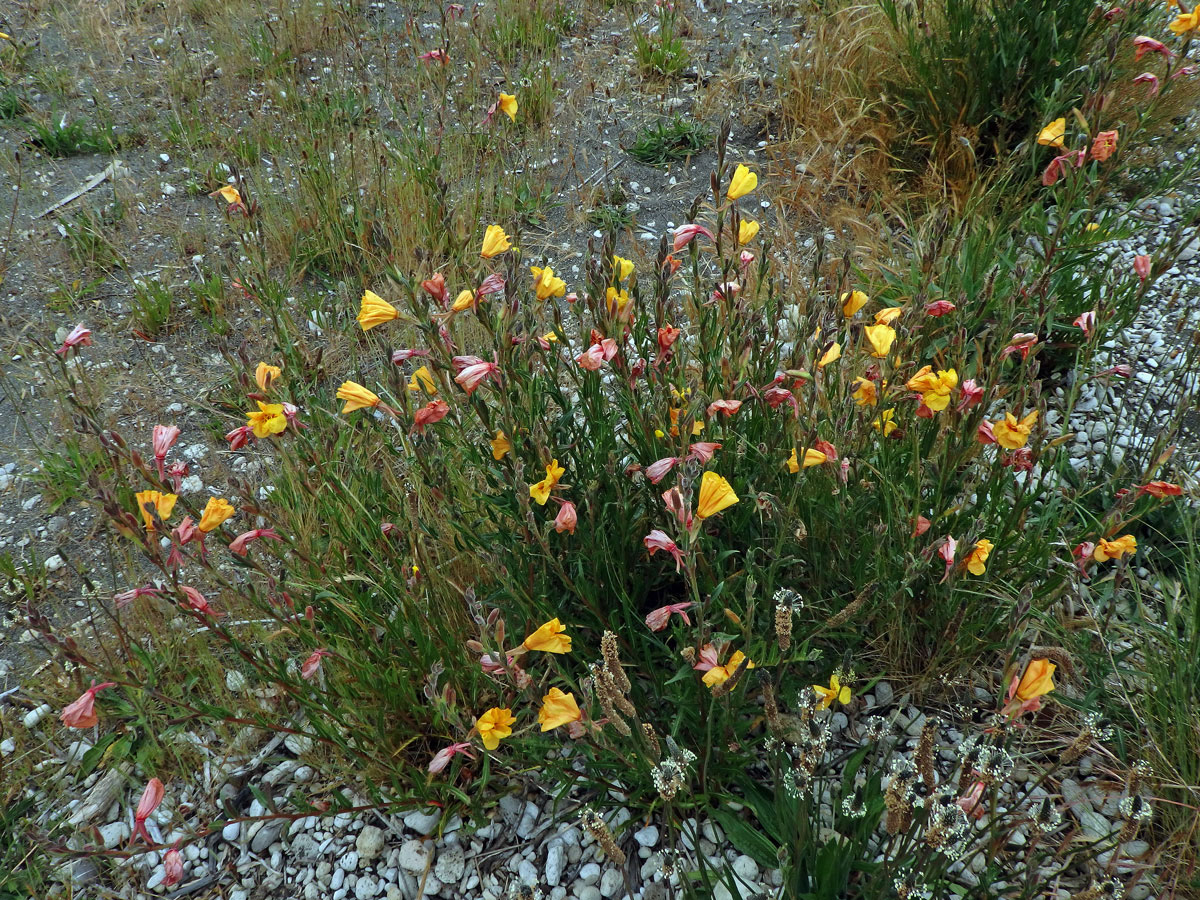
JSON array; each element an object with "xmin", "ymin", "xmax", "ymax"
[
  {"xmin": 841, "ymin": 784, "xmax": 867, "ymax": 818},
  {"xmin": 580, "ymin": 810, "xmax": 626, "ymax": 865},
  {"xmin": 650, "ymin": 738, "xmax": 697, "ymax": 801},
  {"xmin": 1030, "ymin": 796, "xmax": 1063, "ymax": 839},
  {"xmin": 1117, "ymin": 794, "xmax": 1152, "ymax": 841}
]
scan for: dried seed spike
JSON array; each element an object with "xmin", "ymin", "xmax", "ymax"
[
  {"xmin": 775, "ymin": 602, "xmax": 793, "ymax": 653},
  {"xmin": 711, "ymin": 654, "xmax": 750, "ymax": 698},
  {"xmin": 641, "ymin": 723, "xmax": 661, "ymax": 761},
  {"xmin": 601, "ymin": 631, "xmax": 631, "ymax": 693},
  {"xmin": 763, "ymin": 683, "xmax": 782, "ymax": 733},
  {"xmin": 827, "ymin": 582, "xmax": 874, "ymax": 628},
  {"xmin": 915, "ymin": 718, "xmax": 937, "ymax": 791},
  {"xmin": 1028, "ymin": 645, "xmax": 1076, "ymax": 680}
]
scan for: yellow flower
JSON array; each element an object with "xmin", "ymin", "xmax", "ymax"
[
  {"xmin": 1093, "ymin": 534, "xmax": 1136, "ymax": 562},
  {"xmin": 481, "ymin": 224, "xmax": 512, "ymax": 259},
  {"xmin": 1015, "ymin": 659, "xmax": 1055, "ymax": 701},
  {"xmin": 841, "ymin": 289, "xmax": 868, "ymax": 317},
  {"xmin": 812, "ymin": 674, "xmax": 851, "ymax": 710},
  {"xmin": 255, "ymin": 362, "xmax": 282, "ymax": 391},
  {"xmin": 786, "ymin": 447, "xmax": 827, "ymax": 473},
  {"xmin": 606, "ymin": 286, "xmax": 633, "ymax": 317},
  {"xmin": 726, "ymin": 164, "xmax": 757, "ymax": 200},
  {"xmin": 530, "ymin": 459, "xmax": 565, "ymax": 505},
  {"xmin": 246, "ymin": 400, "xmax": 288, "ymax": 437},
  {"xmin": 905, "ymin": 365, "xmax": 958, "ymax": 411},
  {"xmin": 966, "ymin": 538, "xmax": 993, "ymax": 575},
  {"xmin": 696, "ymin": 471, "xmax": 738, "ymax": 519},
  {"xmin": 357, "ymin": 289, "xmax": 399, "ymax": 331},
  {"xmin": 408, "ymin": 365, "xmax": 437, "ymax": 394},
  {"xmin": 612, "ymin": 255, "xmax": 634, "ymax": 280},
  {"xmin": 702, "ymin": 650, "xmax": 755, "ymax": 688},
  {"xmin": 864, "ymin": 323, "xmax": 896, "ymax": 358},
  {"xmin": 817, "ymin": 342, "xmax": 841, "ymax": 368},
  {"xmin": 212, "ymin": 185, "xmax": 242, "ymax": 205},
  {"xmin": 874, "ymin": 306, "xmax": 904, "ymax": 326},
  {"xmin": 476, "ymin": 707, "xmax": 517, "ymax": 750},
  {"xmin": 852, "ymin": 377, "xmax": 878, "ymax": 407},
  {"xmin": 337, "ymin": 381, "xmax": 381, "ymax": 413},
  {"xmin": 1037, "ymin": 118, "xmax": 1066, "ymax": 149},
  {"xmin": 540, "ymin": 331, "xmax": 559, "ymax": 344},
  {"xmin": 531, "ymin": 265, "xmax": 567, "ymax": 300},
  {"xmin": 134, "ymin": 490, "xmax": 177, "ymax": 532},
  {"xmin": 1169, "ymin": 9, "xmax": 1200, "ymax": 32},
  {"xmin": 491, "ymin": 430, "xmax": 512, "ymax": 460},
  {"xmin": 992, "ymin": 410, "xmax": 1038, "ymax": 450},
  {"xmin": 738, "ymin": 220, "xmax": 760, "ymax": 244},
  {"xmin": 523, "ymin": 618, "xmax": 572, "ymax": 653},
  {"xmin": 873, "ymin": 408, "xmax": 897, "ymax": 436},
  {"xmin": 538, "ymin": 688, "xmax": 582, "ymax": 731},
  {"xmin": 198, "ymin": 497, "xmax": 236, "ymax": 533},
  {"xmin": 451, "ymin": 289, "xmax": 475, "ymax": 312},
  {"xmin": 498, "ymin": 92, "xmax": 518, "ymax": 121},
  {"xmin": 1085, "ymin": 222, "xmax": 1100, "ymax": 232}
]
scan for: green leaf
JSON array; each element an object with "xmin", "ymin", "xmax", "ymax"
[{"xmin": 709, "ymin": 806, "xmax": 779, "ymax": 871}]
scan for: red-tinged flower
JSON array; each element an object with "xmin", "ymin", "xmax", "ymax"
[
  {"xmin": 446, "ymin": 2, "xmax": 465, "ymax": 19},
  {"xmin": 1073, "ymin": 542, "xmax": 1095, "ymax": 577},
  {"xmin": 577, "ymin": 343, "xmax": 608, "ymax": 371},
  {"xmin": 644, "ymin": 529, "xmax": 686, "ymax": 571},
  {"xmin": 1004, "ymin": 448, "xmax": 1035, "ymax": 471},
  {"xmin": 1133, "ymin": 72, "xmax": 1160, "ymax": 97},
  {"xmin": 419, "ymin": 48, "xmax": 448, "ymax": 63},
  {"xmin": 657, "ymin": 326, "xmax": 681, "ymax": 355},
  {"xmin": 476, "ymin": 272, "xmax": 506, "ymax": 298},
  {"xmin": 226, "ymin": 425, "xmax": 253, "ymax": 450},
  {"xmin": 114, "ymin": 584, "xmax": 160, "ymax": 609},
  {"xmin": 229, "ymin": 527, "xmax": 282, "ymax": 556},
  {"xmin": 692, "ymin": 643, "xmax": 721, "ymax": 672},
  {"xmin": 957, "ymin": 781, "xmax": 987, "ymax": 820},
  {"xmin": 672, "ymin": 223, "xmax": 715, "ymax": 251},
  {"xmin": 646, "ymin": 457, "xmax": 679, "ymax": 484},
  {"xmin": 452, "ymin": 356, "xmax": 500, "ymax": 395},
  {"xmin": 1099, "ymin": 364, "xmax": 1132, "ymax": 378},
  {"xmin": 977, "ymin": 420, "xmax": 997, "ymax": 444},
  {"xmin": 1001, "ymin": 333, "xmax": 1039, "ymax": 361},
  {"xmin": 630, "ymin": 357, "xmax": 646, "ymax": 378},
  {"xmin": 1042, "ymin": 156, "xmax": 1064, "ymax": 187},
  {"xmin": 956, "ymin": 379, "xmax": 983, "ymax": 411},
  {"xmin": 281, "ymin": 402, "xmax": 304, "ymax": 430},
  {"xmin": 915, "ymin": 401, "xmax": 935, "ymax": 419},
  {"xmin": 661, "ymin": 487, "xmax": 690, "ymax": 528},
  {"xmin": 925, "ymin": 299, "xmax": 956, "ymax": 316},
  {"xmin": 60, "ymin": 681, "xmax": 116, "ymax": 728},
  {"xmin": 712, "ymin": 280, "xmax": 740, "ymax": 303},
  {"xmin": 165, "ymin": 461, "xmax": 188, "ymax": 492},
  {"xmin": 163, "ymin": 848, "xmax": 184, "ymax": 887},
  {"xmin": 763, "ymin": 385, "xmax": 799, "ymax": 416},
  {"xmin": 662, "ymin": 254, "xmax": 682, "ymax": 275},
  {"xmin": 421, "ymin": 273, "xmax": 448, "ymax": 304},
  {"xmin": 707, "ymin": 399, "xmax": 742, "ymax": 417},
  {"xmin": 554, "ymin": 501, "xmax": 578, "ymax": 535},
  {"xmin": 152, "ymin": 425, "xmax": 181, "ymax": 480},
  {"xmin": 1074, "ymin": 310, "xmax": 1096, "ymax": 336},
  {"xmin": 1139, "ymin": 480, "xmax": 1182, "ymax": 498},
  {"xmin": 429, "ymin": 741, "xmax": 476, "ymax": 774},
  {"xmin": 1103, "ymin": 5, "xmax": 1123, "ymax": 18},
  {"xmin": 938, "ymin": 536, "xmax": 957, "ymax": 583},
  {"xmin": 413, "ymin": 399, "xmax": 450, "ymax": 432},
  {"xmin": 167, "ymin": 516, "xmax": 198, "ymax": 568},
  {"xmin": 132, "ymin": 778, "xmax": 165, "ymax": 844},
  {"xmin": 814, "ymin": 439, "xmax": 838, "ymax": 460},
  {"xmin": 1091, "ymin": 130, "xmax": 1119, "ymax": 163},
  {"xmin": 645, "ymin": 601, "xmax": 694, "ymax": 631},
  {"xmin": 1172, "ymin": 65, "xmax": 1199, "ymax": 79},
  {"xmin": 1133, "ymin": 35, "xmax": 1171, "ymax": 59},
  {"xmin": 55, "ymin": 323, "xmax": 92, "ymax": 356},
  {"xmin": 739, "ymin": 249, "xmax": 755, "ymax": 270},
  {"xmin": 1133, "ymin": 255, "xmax": 1151, "ymax": 280},
  {"xmin": 479, "ymin": 652, "xmax": 516, "ymax": 675},
  {"xmin": 687, "ymin": 442, "xmax": 721, "ymax": 464},
  {"xmin": 391, "ymin": 348, "xmax": 430, "ymax": 365},
  {"xmin": 912, "ymin": 515, "xmax": 931, "ymax": 537},
  {"xmin": 381, "ymin": 522, "xmax": 400, "ymax": 538},
  {"xmin": 301, "ymin": 649, "xmax": 333, "ymax": 680},
  {"xmin": 181, "ymin": 586, "xmax": 223, "ymax": 618}
]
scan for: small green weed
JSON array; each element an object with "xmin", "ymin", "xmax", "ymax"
[
  {"xmin": 0, "ymin": 89, "xmax": 23, "ymax": 120},
  {"xmin": 62, "ymin": 208, "xmax": 123, "ymax": 271},
  {"xmin": 632, "ymin": 5, "xmax": 690, "ymax": 78},
  {"xmin": 130, "ymin": 279, "xmax": 173, "ymax": 338},
  {"xmin": 31, "ymin": 437, "xmax": 105, "ymax": 513},
  {"xmin": 189, "ymin": 271, "xmax": 230, "ymax": 334},
  {"xmin": 626, "ymin": 116, "xmax": 710, "ymax": 166},
  {"xmin": 487, "ymin": 0, "xmax": 574, "ymax": 63},
  {"xmin": 26, "ymin": 117, "xmax": 115, "ymax": 157},
  {"xmin": 47, "ymin": 275, "xmax": 107, "ymax": 312}
]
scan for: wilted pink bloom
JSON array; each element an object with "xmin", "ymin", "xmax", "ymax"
[
  {"xmin": 114, "ymin": 584, "xmax": 160, "ymax": 609},
  {"xmin": 957, "ymin": 781, "xmax": 987, "ymax": 820},
  {"xmin": 839, "ymin": 458, "xmax": 850, "ymax": 483},
  {"xmin": 391, "ymin": 348, "xmax": 430, "ymax": 365},
  {"xmin": 452, "ymin": 356, "xmax": 499, "ymax": 395},
  {"xmin": 229, "ymin": 527, "xmax": 282, "ymax": 556},
  {"xmin": 915, "ymin": 400, "xmax": 934, "ymax": 419},
  {"xmin": 707, "ymin": 399, "xmax": 742, "ymax": 417},
  {"xmin": 1133, "ymin": 255, "xmax": 1151, "ymax": 280},
  {"xmin": 912, "ymin": 515, "xmax": 931, "ymax": 537},
  {"xmin": 60, "ymin": 682, "xmax": 116, "ymax": 728},
  {"xmin": 476, "ymin": 273, "xmax": 506, "ymax": 298},
  {"xmin": 646, "ymin": 457, "xmax": 679, "ymax": 484},
  {"xmin": 657, "ymin": 326, "xmax": 681, "ymax": 355},
  {"xmin": 181, "ymin": 586, "xmax": 223, "ymax": 618},
  {"xmin": 977, "ymin": 420, "xmax": 997, "ymax": 444},
  {"xmin": 692, "ymin": 643, "xmax": 721, "ymax": 672},
  {"xmin": 163, "ymin": 849, "xmax": 184, "ymax": 887},
  {"xmin": 644, "ymin": 529, "xmax": 686, "ymax": 571},
  {"xmin": 1074, "ymin": 310, "xmax": 1096, "ymax": 336},
  {"xmin": 600, "ymin": 338, "xmax": 618, "ymax": 360},
  {"xmin": 1073, "ymin": 542, "xmax": 1095, "ymax": 577},
  {"xmin": 554, "ymin": 501, "xmax": 578, "ymax": 535},
  {"xmin": 381, "ymin": 522, "xmax": 401, "ymax": 539},
  {"xmin": 712, "ymin": 281, "xmax": 740, "ymax": 302},
  {"xmin": 55, "ymin": 324, "xmax": 92, "ymax": 356},
  {"xmin": 168, "ymin": 516, "xmax": 199, "ymax": 568},
  {"xmin": 281, "ymin": 402, "xmax": 304, "ymax": 430},
  {"xmin": 1103, "ymin": 6, "xmax": 1123, "ymax": 18},
  {"xmin": 938, "ymin": 536, "xmax": 957, "ymax": 583},
  {"xmin": 645, "ymin": 601, "xmax": 694, "ymax": 632},
  {"xmin": 419, "ymin": 48, "xmax": 448, "ymax": 64},
  {"xmin": 479, "ymin": 652, "xmax": 515, "ymax": 675},
  {"xmin": 152, "ymin": 425, "xmax": 181, "ymax": 480},
  {"xmin": 1132, "ymin": 72, "xmax": 1160, "ymax": 96},
  {"xmin": 924, "ymin": 300, "xmax": 956, "ymax": 316},
  {"xmin": 762, "ymin": 385, "xmax": 799, "ymax": 416},
  {"xmin": 672, "ymin": 223, "xmax": 715, "ymax": 251},
  {"xmin": 661, "ymin": 488, "xmax": 690, "ymax": 528},
  {"xmin": 1001, "ymin": 333, "xmax": 1039, "ymax": 361},
  {"xmin": 429, "ymin": 742, "xmax": 475, "ymax": 774},
  {"xmin": 413, "ymin": 399, "xmax": 450, "ymax": 432},
  {"xmin": 301, "ymin": 649, "xmax": 333, "ymax": 680},
  {"xmin": 226, "ymin": 425, "xmax": 253, "ymax": 450},
  {"xmin": 421, "ymin": 273, "xmax": 447, "ymax": 304},
  {"xmin": 1172, "ymin": 65, "xmax": 1199, "ymax": 79},
  {"xmin": 1091, "ymin": 130, "xmax": 1119, "ymax": 162},
  {"xmin": 577, "ymin": 343, "xmax": 607, "ymax": 371},
  {"xmin": 1099, "ymin": 364, "xmax": 1133, "ymax": 378},
  {"xmin": 133, "ymin": 778, "xmax": 165, "ymax": 844},
  {"xmin": 1041, "ymin": 156, "xmax": 1064, "ymax": 187},
  {"xmin": 956, "ymin": 379, "xmax": 983, "ymax": 411},
  {"xmin": 739, "ymin": 249, "xmax": 755, "ymax": 270},
  {"xmin": 686, "ymin": 442, "xmax": 721, "ymax": 464},
  {"xmin": 165, "ymin": 461, "xmax": 188, "ymax": 492},
  {"xmin": 1004, "ymin": 448, "xmax": 1035, "ymax": 472},
  {"xmin": 446, "ymin": 2, "xmax": 465, "ymax": 19},
  {"xmin": 814, "ymin": 439, "xmax": 838, "ymax": 460},
  {"xmin": 1133, "ymin": 35, "xmax": 1171, "ymax": 59}
]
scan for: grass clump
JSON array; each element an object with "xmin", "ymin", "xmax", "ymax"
[
  {"xmin": 626, "ymin": 116, "xmax": 710, "ymax": 166},
  {"xmin": 26, "ymin": 117, "xmax": 115, "ymax": 157}
]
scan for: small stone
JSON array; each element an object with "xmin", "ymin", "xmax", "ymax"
[
  {"xmin": 354, "ymin": 874, "xmax": 379, "ymax": 900},
  {"xmin": 403, "ymin": 808, "xmax": 441, "ymax": 836},
  {"xmin": 23, "ymin": 704, "xmax": 52, "ymax": 729},
  {"xmin": 98, "ymin": 821, "xmax": 131, "ymax": 849},
  {"xmin": 397, "ymin": 839, "xmax": 430, "ymax": 873},
  {"xmin": 338, "ymin": 850, "xmax": 360, "ymax": 871},
  {"xmin": 252, "ymin": 822, "xmax": 285, "ymax": 853},
  {"xmin": 732, "ymin": 855, "xmax": 760, "ymax": 883},
  {"xmin": 222, "ymin": 822, "xmax": 241, "ymax": 842},
  {"xmin": 356, "ymin": 825, "xmax": 386, "ymax": 862},
  {"xmin": 599, "ymin": 868, "xmax": 623, "ymax": 898},
  {"xmin": 518, "ymin": 858, "xmax": 538, "ymax": 886},
  {"xmin": 632, "ymin": 825, "xmax": 659, "ymax": 847},
  {"xmin": 44, "ymin": 554, "xmax": 65, "ymax": 571},
  {"xmin": 874, "ymin": 680, "xmax": 894, "ymax": 706},
  {"xmin": 544, "ymin": 841, "xmax": 564, "ymax": 887},
  {"xmin": 434, "ymin": 844, "xmax": 464, "ymax": 883},
  {"xmin": 577, "ymin": 888, "xmax": 602, "ymax": 900},
  {"xmin": 579, "ymin": 862, "xmax": 601, "ymax": 884}
]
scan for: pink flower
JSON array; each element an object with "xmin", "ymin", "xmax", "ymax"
[
  {"xmin": 152, "ymin": 425, "xmax": 180, "ymax": 480},
  {"xmin": 452, "ymin": 356, "xmax": 499, "ymax": 395},
  {"xmin": 645, "ymin": 601, "xmax": 694, "ymax": 632},
  {"xmin": 1090, "ymin": 130, "xmax": 1119, "ymax": 163},
  {"xmin": 391, "ymin": 348, "xmax": 430, "ymax": 365},
  {"xmin": 661, "ymin": 488, "xmax": 690, "ymax": 528},
  {"xmin": 421, "ymin": 274, "xmax": 447, "ymax": 304},
  {"xmin": 707, "ymin": 399, "xmax": 743, "ymax": 417},
  {"xmin": 645, "ymin": 457, "xmax": 679, "ymax": 484},
  {"xmin": 1003, "ymin": 448, "xmax": 1035, "ymax": 472},
  {"xmin": 1041, "ymin": 156, "xmax": 1064, "ymax": 187},
  {"xmin": 165, "ymin": 461, "xmax": 188, "ymax": 492},
  {"xmin": 226, "ymin": 425, "xmax": 253, "ymax": 450},
  {"xmin": 1001, "ymin": 333, "xmax": 1039, "ymax": 361},
  {"xmin": 429, "ymin": 742, "xmax": 475, "ymax": 774},
  {"xmin": 1103, "ymin": 5, "xmax": 1123, "ymax": 18},
  {"xmin": 114, "ymin": 584, "xmax": 160, "ymax": 609},
  {"xmin": 1073, "ymin": 310, "xmax": 1096, "ymax": 336},
  {"xmin": 60, "ymin": 682, "xmax": 116, "ymax": 728},
  {"xmin": 672, "ymin": 223, "xmax": 715, "ymax": 251},
  {"xmin": 229, "ymin": 527, "xmax": 282, "ymax": 556},
  {"xmin": 413, "ymin": 399, "xmax": 450, "ymax": 432},
  {"xmin": 644, "ymin": 529, "xmax": 686, "ymax": 571},
  {"xmin": 301, "ymin": 649, "xmax": 332, "ymax": 680},
  {"xmin": 814, "ymin": 439, "xmax": 838, "ymax": 460},
  {"xmin": 739, "ymin": 249, "xmax": 755, "ymax": 270},
  {"xmin": 1133, "ymin": 72, "xmax": 1160, "ymax": 97},
  {"xmin": 938, "ymin": 536, "xmax": 957, "ymax": 583},
  {"xmin": 55, "ymin": 324, "xmax": 92, "ymax": 356},
  {"xmin": 181, "ymin": 586, "xmax": 223, "ymax": 618},
  {"xmin": 686, "ymin": 442, "xmax": 721, "ymax": 464},
  {"xmin": 657, "ymin": 326, "xmax": 681, "ymax": 355},
  {"xmin": 554, "ymin": 501, "xmax": 578, "ymax": 535},
  {"xmin": 1098, "ymin": 364, "xmax": 1132, "ymax": 378},
  {"xmin": 692, "ymin": 643, "xmax": 721, "ymax": 672},
  {"xmin": 1133, "ymin": 35, "xmax": 1171, "ymax": 60},
  {"xmin": 1133, "ymin": 255, "xmax": 1151, "ymax": 280},
  {"xmin": 419, "ymin": 48, "xmax": 448, "ymax": 64},
  {"xmin": 977, "ymin": 420, "xmax": 997, "ymax": 444},
  {"xmin": 133, "ymin": 778, "xmax": 165, "ymax": 844},
  {"xmin": 163, "ymin": 849, "xmax": 184, "ymax": 887},
  {"xmin": 446, "ymin": 2, "xmax": 465, "ymax": 19},
  {"xmin": 912, "ymin": 515, "xmax": 931, "ymax": 537},
  {"xmin": 282, "ymin": 402, "xmax": 304, "ymax": 429},
  {"xmin": 957, "ymin": 781, "xmax": 987, "ymax": 820},
  {"xmin": 577, "ymin": 343, "xmax": 607, "ymax": 371},
  {"xmin": 956, "ymin": 379, "xmax": 983, "ymax": 411},
  {"xmin": 1073, "ymin": 542, "xmax": 1095, "ymax": 577},
  {"xmin": 924, "ymin": 300, "xmax": 956, "ymax": 316},
  {"xmin": 476, "ymin": 273, "xmax": 506, "ymax": 298},
  {"xmin": 712, "ymin": 281, "xmax": 740, "ymax": 303},
  {"xmin": 762, "ymin": 385, "xmax": 799, "ymax": 416}
]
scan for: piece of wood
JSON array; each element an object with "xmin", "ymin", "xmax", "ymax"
[{"xmin": 34, "ymin": 160, "xmax": 128, "ymax": 219}]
